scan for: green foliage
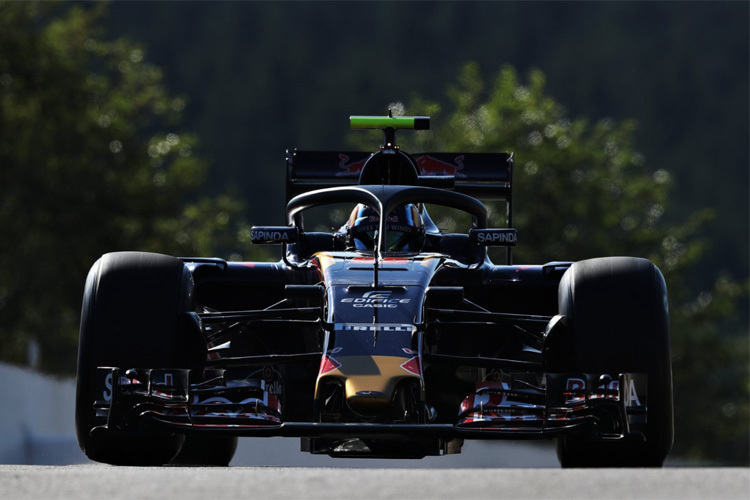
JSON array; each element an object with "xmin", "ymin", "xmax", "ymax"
[
  {"xmin": 670, "ymin": 275, "xmax": 749, "ymax": 463},
  {"xmin": 350, "ymin": 63, "xmax": 749, "ymax": 464},
  {"xmin": 0, "ymin": 3, "xmax": 258, "ymax": 374}
]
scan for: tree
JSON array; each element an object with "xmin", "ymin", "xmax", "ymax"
[
  {"xmin": 348, "ymin": 63, "xmax": 748, "ymax": 464},
  {"xmin": 0, "ymin": 3, "xmax": 259, "ymax": 374}
]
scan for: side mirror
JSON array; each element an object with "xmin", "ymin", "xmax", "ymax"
[
  {"xmin": 469, "ymin": 228, "xmax": 517, "ymax": 247},
  {"xmin": 251, "ymin": 226, "xmax": 300, "ymax": 244}
]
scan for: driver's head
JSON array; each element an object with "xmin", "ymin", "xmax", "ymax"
[{"xmin": 346, "ymin": 203, "xmax": 424, "ymax": 252}]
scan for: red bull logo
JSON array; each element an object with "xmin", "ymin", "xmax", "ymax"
[
  {"xmin": 337, "ymin": 153, "xmax": 467, "ymax": 178},
  {"xmin": 416, "ymin": 155, "xmax": 466, "ymax": 178},
  {"xmin": 336, "ymin": 154, "xmax": 368, "ymax": 177}
]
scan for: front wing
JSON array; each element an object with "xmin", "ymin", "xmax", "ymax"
[{"xmin": 91, "ymin": 366, "xmax": 648, "ymax": 442}]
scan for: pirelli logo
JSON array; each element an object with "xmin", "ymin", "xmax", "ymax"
[{"xmin": 335, "ymin": 323, "xmax": 415, "ymax": 333}]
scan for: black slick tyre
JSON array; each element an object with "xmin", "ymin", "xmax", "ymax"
[
  {"xmin": 169, "ymin": 435, "xmax": 239, "ymax": 466},
  {"xmin": 555, "ymin": 257, "xmax": 673, "ymax": 467},
  {"xmin": 75, "ymin": 251, "xmax": 201, "ymax": 466}
]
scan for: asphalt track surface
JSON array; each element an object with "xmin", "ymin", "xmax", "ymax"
[{"xmin": 2, "ymin": 465, "xmax": 748, "ymax": 500}]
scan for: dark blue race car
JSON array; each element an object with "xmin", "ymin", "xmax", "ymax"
[{"xmin": 75, "ymin": 115, "xmax": 673, "ymax": 467}]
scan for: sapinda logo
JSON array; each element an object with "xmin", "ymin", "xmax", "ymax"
[
  {"xmin": 473, "ymin": 229, "xmax": 517, "ymax": 245},
  {"xmin": 251, "ymin": 229, "xmax": 293, "ymax": 242},
  {"xmin": 340, "ymin": 290, "xmax": 411, "ymax": 308}
]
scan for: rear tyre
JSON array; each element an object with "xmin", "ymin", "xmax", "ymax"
[
  {"xmin": 555, "ymin": 257, "xmax": 673, "ymax": 467},
  {"xmin": 75, "ymin": 252, "xmax": 201, "ymax": 466}
]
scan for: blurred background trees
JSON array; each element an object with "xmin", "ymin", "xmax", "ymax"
[
  {"xmin": 0, "ymin": 1, "xmax": 746, "ymax": 464},
  {"xmin": 0, "ymin": 3, "xmax": 255, "ymax": 373}
]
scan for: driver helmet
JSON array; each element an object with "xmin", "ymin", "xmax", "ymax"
[{"xmin": 346, "ymin": 203, "xmax": 424, "ymax": 252}]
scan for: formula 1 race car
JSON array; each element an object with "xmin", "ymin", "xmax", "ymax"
[{"xmin": 75, "ymin": 115, "xmax": 673, "ymax": 467}]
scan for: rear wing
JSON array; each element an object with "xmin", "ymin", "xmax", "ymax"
[{"xmin": 286, "ymin": 149, "xmax": 513, "ymax": 203}]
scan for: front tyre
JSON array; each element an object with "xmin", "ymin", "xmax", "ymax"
[
  {"xmin": 555, "ymin": 257, "xmax": 673, "ymax": 467},
  {"xmin": 75, "ymin": 252, "xmax": 201, "ymax": 466},
  {"xmin": 170, "ymin": 435, "xmax": 239, "ymax": 466}
]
